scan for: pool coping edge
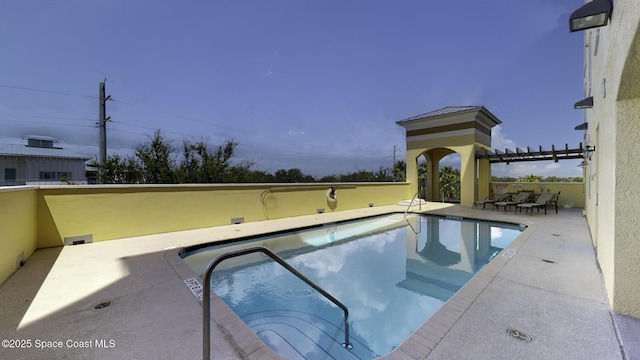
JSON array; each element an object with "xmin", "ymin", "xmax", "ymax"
[{"xmin": 165, "ymin": 206, "xmax": 535, "ymax": 360}]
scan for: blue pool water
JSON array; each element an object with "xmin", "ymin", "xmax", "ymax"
[{"xmin": 182, "ymin": 214, "xmax": 523, "ymax": 359}]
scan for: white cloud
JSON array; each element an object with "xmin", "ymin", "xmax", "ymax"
[{"xmin": 491, "ymin": 125, "xmax": 516, "ymax": 150}]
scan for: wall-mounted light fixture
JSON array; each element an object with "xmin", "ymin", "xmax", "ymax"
[
  {"xmin": 578, "ymin": 160, "xmax": 589, "ymax": 168},
  {"xmin": 569, "ymin": 0, "xmax": 612, "ymax": 32},
  {"xmin": 574, "ymin": 96, "xmax": 594, "ymax": 109},
  {"xmin": 583, "ymin": 145, "xmax": 596, "ymax": 160},
  {"xmin": 574, "ymin": 123, "xmax": 588, "ymax": 131}
]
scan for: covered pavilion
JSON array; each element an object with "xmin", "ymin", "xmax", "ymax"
[{"xmin": 397, "ymin": 106, "xmax": 585, "ymax": 207}]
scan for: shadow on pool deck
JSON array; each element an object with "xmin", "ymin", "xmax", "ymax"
[{"xmin": 0, "ymin": 204, "xmax": 637, "ymax": 360}]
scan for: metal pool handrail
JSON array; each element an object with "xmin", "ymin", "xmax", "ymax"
[
  {"xmin": 202, "ymin": 246, "xmax": 352, "ymax": 360},
  {"xmin": 403, "ymin": 192, "xmax": 422, "ymax": 234},
  {"xmin": 403, "ymin": 192, "xmax": 422, "ymax": 218}
]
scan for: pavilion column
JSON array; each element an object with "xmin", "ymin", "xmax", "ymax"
[
  {"xmin": 459, "ymin": 221, "xmax": 477, "ymax": 272},
  {"xmin": 405, "ymin": 149, "xmax": 420, "ymax": 199},
  {"xmin": 459, "ymin": 145, "xmax": 476, "ymax": 207},
  {"xmin": 477, "ymin": 157, "xmax": 491, "ymax": 200}
]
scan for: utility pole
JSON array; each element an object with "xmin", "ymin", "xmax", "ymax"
[
  {"xmin": 393, "ymin": 145, "xmax": 397, "ymax": 167},
  {"xmin": 98, "ymin": 79, "xmax": 111, "ymax": 173}
]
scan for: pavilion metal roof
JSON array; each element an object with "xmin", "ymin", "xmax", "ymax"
[{"xmin": 396, "ymin": 106, "xmax": 501, "ymax": 125}]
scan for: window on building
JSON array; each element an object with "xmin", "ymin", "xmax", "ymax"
[
  {"xmin": 28, "ymin": 139, "xmax": 54, "ymax": 148},
  {"xmin": 4, "ymin": 168, "xmax": 16, "ymax": 182},
  {"xmin": 39, "ymin": 171, "xmax": 72, "ymax": 181}
]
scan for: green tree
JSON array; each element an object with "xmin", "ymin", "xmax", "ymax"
[
  {"xmin": 97, "ymin": 154, "xmax": 142, "ymax": 184},
  {"xmin": 393, "ymin": 161, "xmax": 406, "ymax": 182},
  {"xmin": 418, "ymin": 162, "xmax": 428, "ymax": 178},
  {"xmin": 439, "ymin": 166, "xmax": 460, "ymax": 201},
  {"xmin": 221, "ymin": 161, "xmax": 268, "ymax": 183},
  {"xmin": 374, "ymin": 167, "xmax": 392, "ymax": 181},
  {"xmin": 491, "ymin": 176, "xmax": 517, "ymax": 182},
  {"xmin": 273, "ymin": 168, "xmax": 314, "ymax": 183},
  {"xmin": 97, "ymin": 130, "xmax": 240, "ymax": 184},
  {"xmin": 177, "ymin": 138, "xmax": 237, "ymax": 183},
  {"xmin": 516, "ymin": 174, "xmax": 543, "ymax": 182},
  {"xmin": 318, "ymin": 174, "xmax": 340, "ymax": 182},
  {"xmin": 135, "ymin": 130, "xmax": 177, "ymax": 183},
  {"xmin": 417, "ymin": 161, "xmax": 429, "ymax": 199}
]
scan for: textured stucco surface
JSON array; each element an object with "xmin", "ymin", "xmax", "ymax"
[
  {"xmin": 613, "ymin": 100, "xmax": 640, "ymax": 316},
  {"xmin": 582, "ymin": 0, "xmax": 640, "ymax": 317}
]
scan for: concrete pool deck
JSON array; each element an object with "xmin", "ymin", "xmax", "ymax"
[{"xmin": 0, "ymin": 203, "xmax": 637, "ymax": 360}]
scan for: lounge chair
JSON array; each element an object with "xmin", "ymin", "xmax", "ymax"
[
  {"xmin": 516, "ymin": 192, "xmax": 556, "ymax": 215},
  {"xmin": 549, "ymin": 191, "xmax": 561, "ymax": 214},
  {"xmin": 473, "ymin": 193, "xmax": 510, "ymax": 209},
  {"xmin": 493, "ymin": 191, "xmax": 533, "ymax": 213}
]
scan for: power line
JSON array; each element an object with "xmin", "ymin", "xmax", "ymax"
[
  {"xmin": 0, "ymin": 81, "xmax": 403, "ymax": 167},
  {"xmin": 0, "ymin": 84, "xmax": 98, "ymax": 99},
  {"xmin": 110, "ymin": 120, "xmax": 228, "ymax": 141},
  {"xmin": 0, "ymin": 114, "xmax": 96, "ymax": 122},
  {"xmin": 99, "ymin": 93, "xmax": 404, "ymax": 157},
  {"xmin": 0, "ymin": 118, "xmax": 95, "ymax": 128},
  {"xmin": 109, "ymin": 97, "xmax": 258, "ymax": 136}
]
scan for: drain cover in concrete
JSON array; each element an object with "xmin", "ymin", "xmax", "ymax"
[{"xmin": 506, "ymin": 329, "xmax": 532, "ymax": 342}]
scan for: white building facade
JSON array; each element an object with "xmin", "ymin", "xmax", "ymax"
[{"xmin": 0, "ymin": 136, "xmax": 91, "ymax": 186}]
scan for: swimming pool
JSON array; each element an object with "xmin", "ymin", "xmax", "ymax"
[{"xmin": 182, "ymin": 213, "xmax": 523, "ymax": 359}]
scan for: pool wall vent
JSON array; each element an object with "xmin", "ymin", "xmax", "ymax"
[
  {"xmin": 64, "ymin": 234, "xmax": 93, "ymax": 246},
  {"xmin": 15, "ymin": 251, "xmax": 25, "ymax": 269},
  {"xmin": 317, "ymin": 208, "xmax": 325, "ymax": 214},
  {"xmin": 231, "ymin": 217, "xmax": 244, "ymax": 224}
]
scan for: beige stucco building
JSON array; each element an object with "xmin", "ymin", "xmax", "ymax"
[{"xmin": 576, "ymin": 0, "xmax": 640, "ymax": 318}]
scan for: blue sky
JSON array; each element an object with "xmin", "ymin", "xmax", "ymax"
[{"xmin": 0, "ymin": 0, "xmax": 587, "ymax": 178}]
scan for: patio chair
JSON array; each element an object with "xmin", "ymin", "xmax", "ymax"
[
  {"xmin": 516, "ymin": 192, "xmax": 556, "ymax": 215},
  {"xmin": 549, "ymin": 191, "xmax": 561, "ymax": 214},
  {"xmin": 473, "ymin": 193, "xmax": 510, "ymax": 209},
  {"xmin": 493, "ymin": 191, "xmax": 533, "ymax": 213}
]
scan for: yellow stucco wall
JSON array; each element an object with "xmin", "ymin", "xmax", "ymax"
[
  {"xmin": 0, "ymin": 187, "xmax": 38, "ymax": 284},
  {"xmin": 37, "ymin": 183, "xmax": 410, "ymax": 246},
  {"xmin": 581, "ymin": 0, "xmax": 640, "ymax": 317},
  {"xmin": 0, "ymin": 183, "xmax": 410, "ymax": 284},
  {"xmin": 612, "ymin": 100, "xmax": 640, "ymax": 316}
]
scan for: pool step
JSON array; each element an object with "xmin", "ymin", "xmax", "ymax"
[{"xmin": 243, "ymin": 310, "xmax": 376, "ymax": 360}]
